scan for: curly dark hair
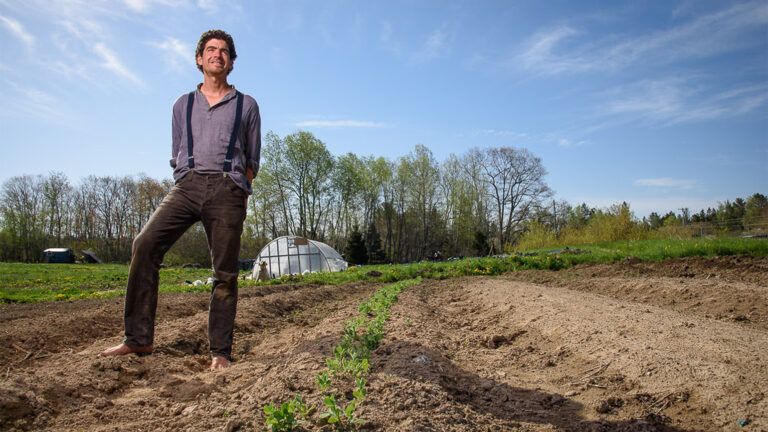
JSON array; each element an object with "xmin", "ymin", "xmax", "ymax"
[{"xmin": 195, "ymin": 29, "xmax": 237, "ymax": 74}]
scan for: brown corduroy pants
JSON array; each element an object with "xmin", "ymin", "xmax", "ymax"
[{"xmin": 123, "ymin": 171, "xmax": 247, "ymax": 360}]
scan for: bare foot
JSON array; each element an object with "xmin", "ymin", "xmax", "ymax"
[
  {"xmin": 210, "ymin": 356, "xmax": 230, "ymax": 370},
  {"xmin": 99, "ymin": 343, "xmax": 153, "ymax": 357}
]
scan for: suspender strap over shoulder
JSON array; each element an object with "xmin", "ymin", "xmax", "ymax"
[
  {"xmin": 185, "ymin": 91, "xmax": 195, "ymax": 169},
  {"xmin": 223, "ymin": 91, "xmax": 244, "ymax": 172},
  {"xmin": 184, "ymin": 90, "xmax": 244, "ymax": 172}
]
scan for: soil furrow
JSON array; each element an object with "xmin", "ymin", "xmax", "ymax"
[
  {"xmin": 365, "ymin": 276, "xmax": 767, "ymax": 431},
  {"xmin": 1, "ymin": 282, "xmax": 376, "ymax": 431},
  {"xmin": 1, "ymin": 257, "xmax": 765, "ymax": 431}
]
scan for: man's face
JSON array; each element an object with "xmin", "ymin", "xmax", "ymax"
[{"xmin": 197, "ymin": 38, "xmax": 232, "ymax": 76}]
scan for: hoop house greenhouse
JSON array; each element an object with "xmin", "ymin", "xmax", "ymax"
[{"xmin": 252, "ymin": 236, "xmax": 348, "ymax": 279}]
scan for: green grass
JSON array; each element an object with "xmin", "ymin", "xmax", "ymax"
[
  {"xmin": 520, "ymin": 236, "xmax": 768, "ymax": 264},
  {"xmin": 0, "ymin": 263, "xmax": 215, "ymax": 303},
  {"xmin": 1, "ymin": 237, "xmax": 765, "ymax": 304}
]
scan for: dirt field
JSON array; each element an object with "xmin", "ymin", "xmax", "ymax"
[{"xmin": 1, "ymin": 256, "xmax": 766, "ymax": 431}]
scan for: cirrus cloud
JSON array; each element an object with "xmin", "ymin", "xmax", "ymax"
[
  {"xmin": 295, "ymin": 119, "xmax": 387, "ymax": 129},
  {"xmin": 0, "ymin": 14, "xmax": 35, "ymax": 47},
  {"xmin": 634, "ymin": 177, "xmax": 696, "ymax": 189}
]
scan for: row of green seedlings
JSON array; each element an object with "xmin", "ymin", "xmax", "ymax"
[{"xmin": 263, "ymin": 278, "xmax": 422, "ymax": 431}]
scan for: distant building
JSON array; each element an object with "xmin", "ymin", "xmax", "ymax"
[
  {"xmin": 42, "ymin": 248, "xmax": 75, "ymax": 263},
  {"xmin": 81, "ymin": 250, "xmax": 102, "ymax": 264}
]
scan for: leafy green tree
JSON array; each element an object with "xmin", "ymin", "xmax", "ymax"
[
  {"xmin": 332, "ymin": 153, "xmax": 365, "ymax": 241},
  {"xmin": 259, "ymin": 131, "xmax": 335, "ymax": 239},
  {"xmin": 647, "ymin": 212, "xmax": 663, "ymax": 229},
  {"xmin": 285, "ymin": 132, "xmax": 335, "ymax": 239},
  {"xmin": 0, "ymin": 175, "xmax": 47, "ymax": 261},
  {"xmin": 717, "ymin": 199, "xmax": 745, "ymax": 231},
  {"xmin": 661, "ymin": 211, "xmax": 679, "ymax": 226},
  {"xmin": 406, "ymin": 145, "xmax": 440, "ymax": 260},
  {"xmin": 744, "ymin": 193, "xmax": 768, "ymax": 231}
]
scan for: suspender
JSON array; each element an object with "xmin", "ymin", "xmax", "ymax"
[
  {"xmin": 186, "ymin": 92, "xmax": 195, "ymax": 168},
  {"xmin": 185, "ymin": 90, "xmax": 244, "ymax": 172},
  {"xmin": 223, "ymin": 92, "xmax": 244, "ymax": 172}
]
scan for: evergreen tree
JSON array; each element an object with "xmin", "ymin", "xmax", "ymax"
[
  {"xmin": 365, "ymin": 222, "xmax": 386, "ymax": 263},
  {"xmin": 473, "ymin": 230, "xmax": 489, "ymax": 256},
  {"xmin": 345, "ymin": 226, "xmax": 368, "ymax": 265}
]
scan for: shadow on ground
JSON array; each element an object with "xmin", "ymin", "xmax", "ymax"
[{"xmin": 370, "ymin": 341, "xmax": 692, "ymax": 432}]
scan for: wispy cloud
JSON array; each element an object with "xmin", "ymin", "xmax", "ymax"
[
  {"xmin": 466, "ymin": 129, "xmax": 589, "ymax": 149},
  {"xmin": 197, "ymin": 0, "xmax": 219, "ymax": 14},
  {"xmin": 150, "ymin": 37, "xmax": 191, "ymax": 70},
  {"xmin": 380, "ymin": 20, "xmax": 401, "ymax": 55},
  {"xmin": 2, "ymin": 80, "xmax": 69, "ymax": 123},
  {"xmin": 599, "ymin": 78, "xmax": 768, "ymax": 126},
  {"xmin": 93, "ymin": 43, "xmax": 143, "ymax": 85},
  {"xmin": 518, "ymin": 1, "xmax": 768, "ymax": 75},
  {"xmin": 62, "ymin": 19, "xmax": 107, "ymax": 44},
  {"xmin": 474, "ymin": 129, "xmax": 529, "ymax": 139},
  {"xmin": 0, "ymin": 14, "xmax": 35, "ymax": 47},
  {"xmin": 634, "ymin": 178, "xmax": 697, "ymax": 189},
  {"xmin": 415, "ymin": 22, "xmax": 455, "ymax": 61},
  {"xmin": 554, "ymin": 137, "xmax": 588, "ymax": 148},
  {"xmin": 124, "ymin": 0, "xmax": 188, "ymax": 13},
  {"xmin": 123, "ymin": 0, "xmax": 148, "ymax": 12},
  {"xmin": 519, "ymin": 26, "xmax": 582, "ymax": 74},
  {"xmin": 295, "ymin": 119, "xmax": 387, "ymax": 129}
]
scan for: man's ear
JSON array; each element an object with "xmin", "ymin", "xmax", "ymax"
[{"xmin": 196, "ymin": 54, "xmax": 203, "ymax": 67}]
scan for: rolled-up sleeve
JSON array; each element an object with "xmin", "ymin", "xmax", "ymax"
[{"xmin": 245, "ymin": 99, "xmax": 261, "ymax": 175}]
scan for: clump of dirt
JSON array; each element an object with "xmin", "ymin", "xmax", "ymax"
[{"xmin": 0, "ymin": 256, "xmax": 766, "ymax": 431}]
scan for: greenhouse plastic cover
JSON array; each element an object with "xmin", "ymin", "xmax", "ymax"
[{"xmin": 252, "ymin": 236, "xmax": 348, "ymax": 279}]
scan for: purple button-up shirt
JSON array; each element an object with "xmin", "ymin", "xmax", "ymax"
[{"xmin": 171, "ymin": 86, "xmax": 261, "ymax": 194}]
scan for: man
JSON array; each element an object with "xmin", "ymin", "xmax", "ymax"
[{"xmin": 101, "ymin": 30, "xmax": 261, "ymax": 370}]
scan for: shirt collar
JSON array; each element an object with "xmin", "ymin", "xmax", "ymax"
[{"xmin": 195, "ymin": 83, "xmax": 237, "ymax": 106}]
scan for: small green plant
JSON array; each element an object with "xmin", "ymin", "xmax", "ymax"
[
  {"xmin": 353, "ymin": 377, "xmax": 366, "ymax": 401},
  {"xmin": 259, "ymin": 279, "xmax": 421, "ymax": 429},
  {"xmin": 316, "ymin": 371, "xmax": 331, "ymax": 391},
  {"xmin": 263, "ymin": 394, "xmax": 309, "ymax": 432},
  {"xmin": 319, "ymin": 390, "xmax": 365, "ymax": 429}
]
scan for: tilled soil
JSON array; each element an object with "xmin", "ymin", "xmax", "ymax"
[{"xmin": 1, "ymin": 256, "xmax": 766, "ymax": 431}]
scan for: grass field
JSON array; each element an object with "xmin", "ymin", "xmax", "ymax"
[{"xmin": 1, "ymin": 237, "xmax": 765, "ymax": 304}]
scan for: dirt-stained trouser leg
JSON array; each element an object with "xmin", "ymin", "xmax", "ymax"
[
  {"xmin": 202, "ymin": 177, "xmax": 247, "ymax": 361},
  {"xmin": 124, "ymin": 175, "xmax": 200, "ymax": 348}
]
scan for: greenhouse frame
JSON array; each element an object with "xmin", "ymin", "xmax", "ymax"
[{"xmin": 252, "ymin": 236, "xmax": 348, "ymax": 279}]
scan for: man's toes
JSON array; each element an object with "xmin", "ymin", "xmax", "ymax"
[
  {"xmin": 99, "ymin": 344, "xmax": 127, "ymax": 357},
  {"xmin": 99, "ymin": 343, "xmax": 152, "ymax": 357},
  {"xmin": 210, "ymin": 356, "xmax": 230, "ymax": 370}
]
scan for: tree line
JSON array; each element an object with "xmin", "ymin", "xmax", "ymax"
[
  {"xmin": 0, "ymin": 173, "xmax": 172, "ymax": 263},
  {"xmin": 1, "ymin": 130, "xmax": 765, "ymax": 264},
  {"xmin": 518, "ymin": 194, "xmax": 768, "ymax": 250},
  {"xmin": 246, "ymin": 131, "xmax": 550, "ymax": 264}
]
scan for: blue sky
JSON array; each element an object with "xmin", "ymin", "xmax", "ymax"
[{"xmin": 0, "ymin": 0, "xmax": 766, "ymax": 217}]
